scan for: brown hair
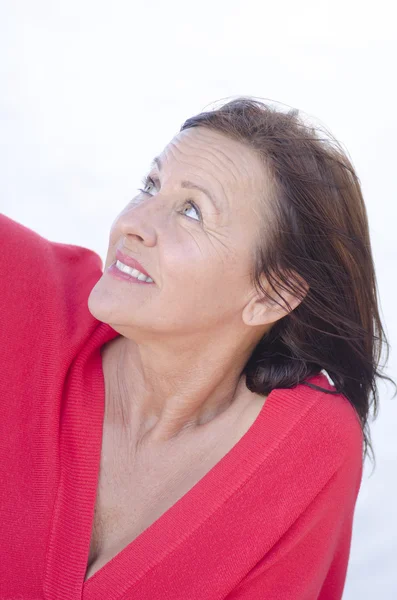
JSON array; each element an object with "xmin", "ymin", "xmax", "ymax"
[{"xmin": 180, "ymin": 96, "xmax": 395, "ymax": 464}]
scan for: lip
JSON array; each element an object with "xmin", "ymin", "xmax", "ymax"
[{"xmin": 115, "ymin": 249, "xmax": 153, "ymax": 280}]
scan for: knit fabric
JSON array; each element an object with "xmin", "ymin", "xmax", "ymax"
[{"xmin": 0, "ymin": 214, "xmax": 364, "ymax": 599}]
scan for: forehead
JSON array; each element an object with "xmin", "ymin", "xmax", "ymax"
[{"xmin": 158, "ymin": 127, "xmax": 265, "ymax": 194}]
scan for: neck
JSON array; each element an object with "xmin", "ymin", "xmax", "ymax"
[{"xmin": 101, "ymin": 330, "xmax": 259, "ymax": 444}]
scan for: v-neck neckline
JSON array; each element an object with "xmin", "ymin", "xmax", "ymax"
[{"xmin": 43, "ymin": 320, "xmax": 327, "ymax": 600}]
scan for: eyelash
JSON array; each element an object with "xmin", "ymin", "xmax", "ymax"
[{"xmin": 137, "ymin": 175, "xmax": 202, "ymax": 223}]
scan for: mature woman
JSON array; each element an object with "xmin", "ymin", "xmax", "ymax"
[{"xmin": 0, "ymin": 97, "xmax": 392, "ymax": 599}]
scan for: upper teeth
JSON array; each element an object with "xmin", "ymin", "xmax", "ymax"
[{"xmin": 115, "ymin": 260, "xmax": 153, "ymax": 282}]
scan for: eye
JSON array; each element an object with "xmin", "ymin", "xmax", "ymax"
[
  {"xmin": 137, "ymin": 175, "xmax": 202, "ymax": 223},
  {"xmin": 181, "ymin": 201, "xmax": 201, "ymax": 222},
  {"xmin": 138, "ymin": 175, "xmax": 156, "ymax": 195}
]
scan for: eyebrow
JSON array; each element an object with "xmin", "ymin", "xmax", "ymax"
[{"xmin": 150, "ymin": 156, "xmax": 222, "ymax": 213}]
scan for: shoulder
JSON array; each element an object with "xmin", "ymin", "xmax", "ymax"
[
  {"xmin": 302, "ymin": 372, "xmax": 364, "ymax": 454},
  {"xmin": 261, "ymin": 371, "xmax": 364, "ymax": 496},
  {"xmin": 293, "ymin": 372, "xmax": 364, "ymax": 485}
]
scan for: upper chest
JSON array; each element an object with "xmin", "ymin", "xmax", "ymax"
[{"xmin": 84, "ymin": 399, "xmax": 260, "ymax": 582}]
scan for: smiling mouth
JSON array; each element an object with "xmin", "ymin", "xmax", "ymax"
[{"xmin": 111, "ymin": 260, "xmax": 154, "ymax": 283}]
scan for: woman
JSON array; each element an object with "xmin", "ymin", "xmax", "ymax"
[{"xmin": 0, "ymin": 97, "xmax": 392, "ymax": 599}]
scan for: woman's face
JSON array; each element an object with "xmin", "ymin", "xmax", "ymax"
[{"xmin": 88, "ymin": 126, "xmax": 270, "ymax": 338}]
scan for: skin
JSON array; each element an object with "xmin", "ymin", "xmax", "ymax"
[{"xmin": 88, "ymin": 126, "xmax": 305, "ymax": 450}]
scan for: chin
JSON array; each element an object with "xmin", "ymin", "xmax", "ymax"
[
  {"xmin": 87, "ymin": 281, "xmax": 109, "ymax": 323},
  {"xmin": 87, "ymin": 285, "xmax": 130, "ymax": 334}
]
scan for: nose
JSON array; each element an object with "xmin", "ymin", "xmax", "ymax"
[{"xmin": 117, "ymin": 197, "xmax": 159, "ymax": 247}]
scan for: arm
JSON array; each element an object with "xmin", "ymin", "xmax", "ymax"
[{"xmin": 0, "ymin": 213, "xmax": 102, "ymax": 353}]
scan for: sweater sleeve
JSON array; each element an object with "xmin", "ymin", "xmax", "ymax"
[
  {"xmin": 0, "ymin": 213, "xmax": 103, "ymax": 406},
  {"xmin": 224, "ymin": 411, "xmax": 364, "ymax": 600}
]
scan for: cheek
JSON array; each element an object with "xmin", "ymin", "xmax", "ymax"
[
  {"xmin": 104, "ymin": 223, "xmax": 123, "ymax": 268},
  {"xmin": 164, "ymin": 233, "xmax": 246, "ymax": 294},
  {"xmin": 104, "ymin": 243, "xmax": 116, "ymax": 271},
  {"xmin": 170, "ymin": 258, "xmax": 241, "ymax": 309}
]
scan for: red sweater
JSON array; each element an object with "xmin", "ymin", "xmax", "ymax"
[{"xmin": 0, "ymin": 214, "xmax": 364, "ymax": 600}]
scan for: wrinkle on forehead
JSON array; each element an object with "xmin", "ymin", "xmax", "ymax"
[
  {"xmin": 180, "ymin": 129, "xmax": 241, "ymax": 184},
  {"xmin": 164, "ymin": 143, "xmax": 229, "ymax": 208},
  {"xmin": 158, "ymin": 127, "xmax": 273, "ymax": 246},
  {"xmin": 164, "ymin": 130, "xmax": 261, "ymax": 200},
  {"xmin": 185, "ymin": 143, "xmax": 240, "ymax": 188},
  {"xmin": 183, "ymin": 127, "xmax": 259, "ymax": 182}
]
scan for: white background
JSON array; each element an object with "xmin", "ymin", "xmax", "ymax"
[{"xmin": 1, "ymin": 1, "xmax": 396, "ymax": 597}]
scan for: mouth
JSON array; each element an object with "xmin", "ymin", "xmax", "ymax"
[
  {"xmin": 112, "ymin": 259, "xmax": 154, "ymax": 283},
  {"xmin": 113, "ymin": 248, "xmax": 154, "ymax": 282}
]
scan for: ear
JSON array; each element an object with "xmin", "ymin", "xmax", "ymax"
[{"xmin": 242, "ymin": 272, "xmax": 309, "ymax": 328}]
